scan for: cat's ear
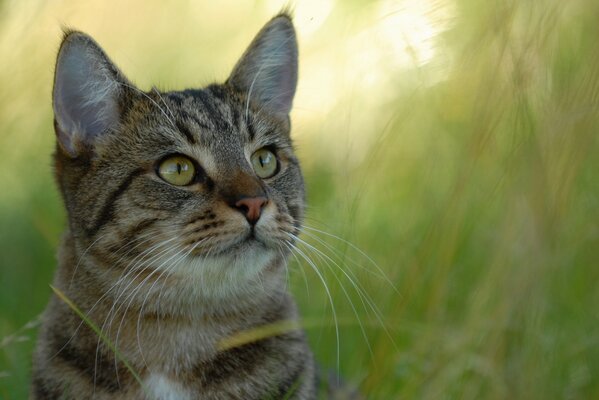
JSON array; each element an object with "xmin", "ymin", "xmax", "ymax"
[
  {"xmin": 53, "ymin": 31, "xmax": 130, "ymax": 157},
  {"xmin": 227, "ymin": 14, "xmax": 298, "ymax": 117}
]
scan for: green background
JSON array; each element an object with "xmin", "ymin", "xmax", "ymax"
[{"xmin": 1, "ymin": 0, "xmax": 598, "ymax": 398}]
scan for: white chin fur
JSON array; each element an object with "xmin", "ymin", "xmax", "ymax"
[
  {"xmin": 145, "ymin": 373, "xmax": 193, "ymax": 400},
  {"xmin": 152, "ymin": 245, "xmax": 280, "ymax": 302}
]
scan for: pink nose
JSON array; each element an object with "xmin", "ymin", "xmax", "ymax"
[{"xmin": 234, "ymin": 196, "xmax": 268, "ymax": 224}]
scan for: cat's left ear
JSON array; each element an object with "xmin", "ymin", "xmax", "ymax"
[
  {"xmin": 227, "ymin": 14, "xmax": 298, "ymax": 118},
  {"xmin": 53, "ymin": 31, "xmax": 131, "ymax": 157}
]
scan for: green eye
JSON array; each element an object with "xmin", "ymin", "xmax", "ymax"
[
  {"xmin": 251, "ymin": 148, "xmax": 278, "ymax": 179},
  {"xmin": 158, "ymin": 155, "xmax": 196, "ymax": 186}
]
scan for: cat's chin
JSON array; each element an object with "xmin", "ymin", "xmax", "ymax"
[
  {"xmin": 117, "ymin": 243, "xmax": 283, "ymax": 315},
  {"xmin": 188, "ymin": 225, "xmax": 282, "ymax": 259},
  {"xmin": 182, "ymin": 238, "xmax": 280, "ymax": 278},
  {"xmin": 159, "ymin": 244, "xmax": 283, "ymax": 303},
  {"xmin": 211, "ymin": 235, "xmax": 268, "ymax": 258}
]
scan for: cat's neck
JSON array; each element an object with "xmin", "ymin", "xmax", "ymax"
[{"xmin": 48, "ymin": 230, "xmax": 297, "ymax": 372}]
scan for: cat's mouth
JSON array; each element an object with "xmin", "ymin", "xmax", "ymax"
[
  {"xmin": 194, "ymin": 229, "xmax": 268, "ymax": 258},
  {"xmin": 230, "ymin": 230, "xmax": 267, "ymax": 251}
]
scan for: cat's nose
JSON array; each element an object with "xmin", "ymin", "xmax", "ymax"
[{"xmin": 234, "ymin": 196, "xmax": 268, "ymax": 225}]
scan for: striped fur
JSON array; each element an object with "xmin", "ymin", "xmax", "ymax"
[{"xmin": 31, "ymin": 14, "xmax": 317, "ymax": 399}]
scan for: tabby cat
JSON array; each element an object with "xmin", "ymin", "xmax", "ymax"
[{"xmin": 31, "ymin": 13, "xmax": 318, "ymax": 399}]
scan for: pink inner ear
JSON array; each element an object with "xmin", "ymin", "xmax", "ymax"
[{"xmin": 53, "ymin": 33, "xmax": 121, "ymax": 156}]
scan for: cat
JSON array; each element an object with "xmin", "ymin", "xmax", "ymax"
[{"xmin": 31, "ymin": 13, "xmax": 319, "ymax": 399}]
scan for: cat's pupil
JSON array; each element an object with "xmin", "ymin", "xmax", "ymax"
[
  {"xmin": 177, "ymin": 163, "xmax": 182, "ymax": 174},
  {"xmin": 259, "ymin": 156, "xmax": 265, "ymax": 167}
]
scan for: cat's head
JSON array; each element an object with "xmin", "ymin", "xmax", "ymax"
[{"xmin": 52, "ymin": 15, "xmax": 303, "ymax": 303}]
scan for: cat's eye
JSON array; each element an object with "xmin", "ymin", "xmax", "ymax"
[
  {"xmin": 251, "ymin": 148, "xmax": 278, "ymax": 179},
  {"xmin": 157, "ymin": 155, "xmax": 196, "ymax": 186}
]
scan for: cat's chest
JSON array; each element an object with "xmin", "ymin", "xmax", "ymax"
[
  {"xmin": 131, "ymin": 319, "xmax": 219, "ymax": 370},
  {"xmin": 144, "ymin": 373, "xmax": 193, "ymax": 400}
]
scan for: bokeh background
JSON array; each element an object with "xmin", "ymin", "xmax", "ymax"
[{"xmin": 1, "ymin": 0, "xmax": 598, "ymax": 398}]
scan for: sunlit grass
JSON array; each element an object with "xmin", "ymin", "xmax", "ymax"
[{"xmin": 1, "ymin": 0, "xmax": 598, "ymax": 398}]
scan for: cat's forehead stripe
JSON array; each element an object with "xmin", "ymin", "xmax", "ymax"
[
  {"xmin": 180, "ymin": 89, "xmax": 232, "ymax": 132},
  {"xmin": 166, "ymin": 89, "xmax": 267, "ymax": 148},
  {"xmin": 167, "ymin": 90, "xmax": 245, "ymax": 144},
  {"xmin": 175, "ymin": 120, "xmax": 197, "ymax": 145}
]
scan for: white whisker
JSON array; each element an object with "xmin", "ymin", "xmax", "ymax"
[
  {"xmin": 283, "ymin": 240, "xmax": 340, "ymax": 378},
  {"xmin": 303, "ymin": 224, "xmax": 399, "ymax": 294},
  {"xmin": 93, "ymin": 235, "xmax": 179, "ymax": 391},
  {"xmin": 110, "ymin": 239, "xmax": 184, "ymax": 384},
  {"xmin": 69, "ymin": 233, "xmax": 108, "ymax": 289},
  {"xmin": 117, "ymin": 82, "xmax": 176, "ymax": 128},
  {"xmin": 290, "ymin": 233, "xmax": 375, "ymax": 360}
]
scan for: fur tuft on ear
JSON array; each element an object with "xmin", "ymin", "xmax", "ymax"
[
  {"xmin": 227, "ymin": 14, "xmax": 298, "ymax": 117},
  {"xmin": 53, "ymin": 31, "xmax": 129, "ymax": 157}
]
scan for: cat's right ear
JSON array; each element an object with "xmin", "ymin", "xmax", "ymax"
[{"xmin": 53, "ymin": 31, "xmax": 130, "ymax": 157}]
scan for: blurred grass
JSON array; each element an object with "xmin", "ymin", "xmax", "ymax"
[{"xmin": 1, "ymin": 0, "xmax": 598, "ymax": 399}]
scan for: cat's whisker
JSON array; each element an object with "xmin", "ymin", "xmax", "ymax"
[
  {"xmin": 254, "ymin": 265, "xmax": 267, "ymax": 296},
  {"xmin": 275, "ymin": 243, "xmax": 291, "ymax": 294},
  {"xmin": 294, "ymin": 250, "xmax": 312, "ymax": 298},
  {"xmin": 109, "ymin": 239, "xmax": 185, "ymax": 384},
  {"xmin": 133, "ymin": 244, "xmax": 193, "ymax": 372},
  {"xmin": 69, "ymin": 233, "xmax": 108, "ymax": 289},
  {"xmin": 298, "ymin": 236, "xmax": 397, "ymax": 348},
  {"xmin": 303, "ymin": 224, "xmax": 400, "ymax": 294},
  {"xmin": 116, "ymin": 81, "xmax": 176, "ymax": 129},
  {"xmin": 87, "ymin": 230, "xmax": 170, "ymax": 318},
  {"xmin": 292, "ymin": 233, "xmax": 398, "ymax": 352},
  {"xmin": 298, "ymin": 230, "xmax": 392, "ymax": 315},
  {"xmin": 281, "ymin": 246, "xmax": 291, "ymax": 292},
  {"xmin": 153, "ymin": 237, "xmax": 211, "ymax": 335},
  {"xmin": 109, "ymin": 234, "xmax": 180, "ymax": 301},
  {"xmin": 108, "ymin": 229, "xmax": 171, "ymax": 269},
  {"xmin": 279, "ymin": 240, "xmax": 311, "ymax": 298},
  {"xmin": 289, "ymin": 233, "xmax": 376, "ymax": 361},
  {"xmin": 136, "ymin": 237, "xmax": 209, "ymax": 356},
  {"xmin": 153, "ymin": 258, "xmax": 187, "ymax": 337},
  {"xmin": 300, "ymin": 229, "xmax": 389, "ymax": 282},
  {"xmin": 151, "ymin": 86, "xmax": 177, "ymax": 122},
  {"xmin": 154, "ymin": 241, "xmax": 208, "ymax": 315},
  {"xmin": 115, "ymin": 239, "xmax": 184, "ymax": 314},
  {"xmin": 49, "ymin": 229, "xmax": 170, "ymax": 364},
  {"xmin": 93, "ymin": 236, "xmax": 180, "ymax": 390},
  {"xmin": 283, "ymin": 240, "xmax": 340, "ymax": 376},
  {"xmin": 100, "ymin": 236, "xmax": 179, "ymax": 337}
]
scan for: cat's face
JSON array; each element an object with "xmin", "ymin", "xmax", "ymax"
[{"xmin": 52, "ymin": 16, "xmax": 302, "ymax": 300}]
